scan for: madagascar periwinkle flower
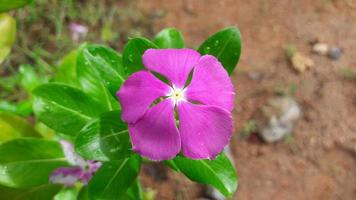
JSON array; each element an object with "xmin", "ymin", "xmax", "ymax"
[
  {"xmin": 117, "ymin": 49, "xmax": 235, "ymax": 161},
  {"xmin": 49, "ymin": 140, "xmax": 101, "ymax": 186}
]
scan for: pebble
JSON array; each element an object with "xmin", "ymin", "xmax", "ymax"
[
  {"xmin": 291, "ymin": 52, "xmax": 314, "ymax": 73},
  {"xmin": 247, "ymin": 71, "xmax": 264, "ymax": 81},
  {"xmin": 327, "ymin": 47, "xmax": 343, "ymax": 60},
  {"xmin": 204, "ymin": 186, "xmax": 225, "ymax": 200},
  {"xmin": 255, "ymin": 96, "xmax": 302, "ymax": 143},
  {"xmin": 312, "ymin": 43, "xmax": 329, "ymax": 55}
]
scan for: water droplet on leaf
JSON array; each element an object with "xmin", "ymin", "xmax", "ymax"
[
  {"xmin": 128, "ymin": 54, "xmax": 134, "ymax": 63},
  {"xmin": 214, "ymin": 40, "xmax": 219, "ymax": 46},
  {"xmin": 205, "ymin": 46, "xmax": 210, "ymax": 53}
]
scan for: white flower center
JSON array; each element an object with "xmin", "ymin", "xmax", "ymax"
[{"xmin": 167, "ymin": 86, "xmax": 186, "ymax": 105}]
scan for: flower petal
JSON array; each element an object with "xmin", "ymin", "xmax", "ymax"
[
  {"xmin": 49, "ymin": 167, "xmax": 83, "ymax": 186},
  {"xmin": 117, "ymin": 71, "xmax": 170, "ymax": 123},
  {"xmin": 143, "ymin": 49, "xmax": 201, "ymax": 88},
  {"xmin": 185, "ymin": 55, "xmax": 235, "ymax": 111},
  {"xmin": 177, "ymin": 101, "xmax": 233, "ymax": 159},
  {"xmin": 129, "ymin": 99, "xmax": 180, "ymax": 161},
  {"xmin": 59, "ymin": 140, "xmax": 87, "ymax": 167}
]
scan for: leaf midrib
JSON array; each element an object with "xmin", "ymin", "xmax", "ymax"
[
  {"xmin": 100, "ymin": 130, "xmax": 128, "ymax": 140},
  {"xmin": 100, "ymin": 158, "xmax": 129, "ymax": 197},
  {"xmin": 14, "ymin": 184, "xmax": 55, "ymax": 200},
  {"xmin": 216, "ymin": 31, "xmax": 234, "ymax": 59},
  {"xmin": 43, "ymin": 99, "xmax": 92, "ymax": 120},
  {"xmin": 87, "ymin": 52, "xmax": 125, "ymax": 83}
]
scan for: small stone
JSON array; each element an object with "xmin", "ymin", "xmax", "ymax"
[
  {"xmin": 255, "ymin": 96, "xmax": 301, "ymax": 143},
  {"xmin": 204, "ymin": 186, "xmax": 225, "ymax": 200},
  {"xmin": 247, "ymin": 71, "xmax": 264, "ymax": 81},
  {"xmin": 291, "ymin": 52, "xmax": 314, "ymax": 73},
  {"xmin": 312, "ymin": 43, "xmax": 329, "ymax": 55},
  {"xmin": 327, "ymin": 47, "xmax": 343, "ymax": 60}
]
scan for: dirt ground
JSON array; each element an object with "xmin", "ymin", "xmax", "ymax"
[{"xmin": 135, "ymin": 0, "xmax": 356, "ymax": 199}]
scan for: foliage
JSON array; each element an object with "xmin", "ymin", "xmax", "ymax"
[
  {"xmin": 0, "ymin": 0, "xmax": 33, "ymax": 13},
  {"xmin": 0, "ymin": 13, "xmax": 16, "ymax": 64},
  {"xmin": 0, "ymin": 26, "xmax": 241, "ymax": 199}
]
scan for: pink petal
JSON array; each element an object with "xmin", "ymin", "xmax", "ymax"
[
  {"xmin": 117, "ymin": 71, "xmax": 170, "ymax": 123},
  {"xmin": 142, "ymin": 49, "xmax": 201, "ymax": 88},
  {"xmin": 177, "ymin": 101, "xmax": 233, "ymax": 159},
  {"xmin": 129, "ymin": 99, "xmax": 181, "ymax": 161},
  {"xmin": 185, "ymin": 55, "xmax": 235, "ymax": 111},
  {"xmin": 49, "ymin": 167, "xmax": 83, "ymax": 186}
]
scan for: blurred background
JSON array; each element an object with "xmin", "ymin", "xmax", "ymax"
[{"xmin": 1, "ymin": 0, "xmax": 356, "ymax": 199}]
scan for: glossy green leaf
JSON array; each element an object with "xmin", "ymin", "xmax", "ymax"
[
  {"xmin": 0, "ymin": 138, "xmax": 68, "ymax": 188},
  {"xmin": 77, "ymin": 44, "xmax": 123, "ymax": 111},
  {"xmin": 54, "ymin": 187, "xmax": 78, "ymax": 200},
  {"xmin": 0, "ymin": 14, "xmax": 16, "ymax": 64},
  {"xmin": 16, "ymin": 99, "xmax": 33, "ymax": 116},
  {"xmin": 34, "ymin": 122, "xmax": 56, "ymax": 139},
  {"xmin": 88, "ymin": 155, "xmax": 141, "ymax": 200},
  {"xmin": 55, "ymin": 50, "xmax": 79, "ymax": 87},
  {"xmin": 78, "ymin": 180, "xmax": 143, "ymax": 200},
  {"xmin": 33, "ymin": 83, "xmax": 106, "ymax": 135},
  {"xmin": 0, "ymin": 184, "xmax": 61, "ymax": 200},
  {"xmin": 122, "ymin": 37, "xmax": 157, "ymax": 75},
  {"xmin": 75, "ymin": 110, "xmax": 131, "ymax": 161},
  {"xmin": 0, "ymin": 0, "xmax": 33, "ymax": 12},
  {"xmin": 198, "ymin": 27, "xmax": 242, "ymax": 75},
  {"xmin": 77, "ymin": 186, "xmax": 89, "ymax": 200},
  {"xmin": 19, "ymin": 64, "xmax": 42, "ymax": 92},
  {"xmin": 153, "ymin": 28, "xmax": 185, "ymax": 48},
  {"xmin": 0, "ymin": 101, "xmax": 17, "ymax": 114},
  {"xmin": 0, "ymin": 100, "xmax": 32, "ymax": 117},
  {"xmin": 0, "ymin": 113, "xmax": 40, "ymax": 143},
  {"xmin": 121, "ymin": 179, "xmax": 143, "ymax": 200},
  {"xmin": 167, "ymin": 153, "xmax": 238, "ymax": 197}
]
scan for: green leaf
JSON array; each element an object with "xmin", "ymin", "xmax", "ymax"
[
  {"xmin": 153, "ymin": 28, "xmax": 185, "ymax": 48},
  {"xmin": 0, "ymin": 138, "xmax": 68, "ymax": 188},
  {"xmin": 88, "ymin": 155, "xmax": 141, "ymax": 200},
  {"xmin": 0, "ymin": 14, "xmax": 16, "ymax": 64},
  {"xmin": 78, "ymin": 180, "xmax": 143, "ymax": 200},
  {"xmin": 167, "ymin": 153, "xmax": 238, "ymax": 197},
  {"xmin": 55, "ymin": 50, "xmax": 79, "ymax": 87},
  {"xmin": 0, "ymin": 113, "xmax": 40, "ymax": 143},
  {"xmin": 198, "ymin": 27, "xmax": 242, "ymax": 75},
  {"xmin": 0, "ymin": 46, "xmax": 10, "ymax": 64},
  {"xmin": 0, "ymin": 100, "xmax": 33, "ymax": 117},
  {"xmin": 0, "ymin": 100, "xmax": 17, "ymax": 114},
  {"xmin": 75, "ymin": 110, "xmax": 131, "ymax": 161},
  {"xmin": 16, "ymin": 99, "xmax": 33, "ymax": 116},
  {"xmin": 0, "ymin": 0, "xmax": 32, "ymax": 12},
  {"xmin": 0, "ymin": 184, "xmax": 61, "ymax": 200},
  {"xmin": 77, "ymin": 44, "xmax": 124, "ymax": 111},
  {"xmin": 122, "ymin": 37, "xmax": 157, "ymax": 75},
  {"xmin": 54, "ymin": 187, "xmax": 78, "ymax": 200},
  {"xmin": 77, "ymin": 186, "xmax": 89, "ymax": 200},
  {"xmin": 19, "ymin": 64, "xmax": 42, "ymax": 93},
  {"xmin": 121, "ymin": 179, "xmax": 143, "ymax": 200},
  {"xmin": 33, "ymin": 83, "xmax": 106, "ymax": 136}
]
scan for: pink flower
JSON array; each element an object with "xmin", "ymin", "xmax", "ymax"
[
  {"xmin": 49, "ymin": 140, "xmax": 101, "ymax": 186},
  {"xmin": 68, "ymin": 22, "xmax": 88, "ymax": 42},
  {"xmin": 117, "ymin": 49, "xmax": 235, "ymax": 161}
]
